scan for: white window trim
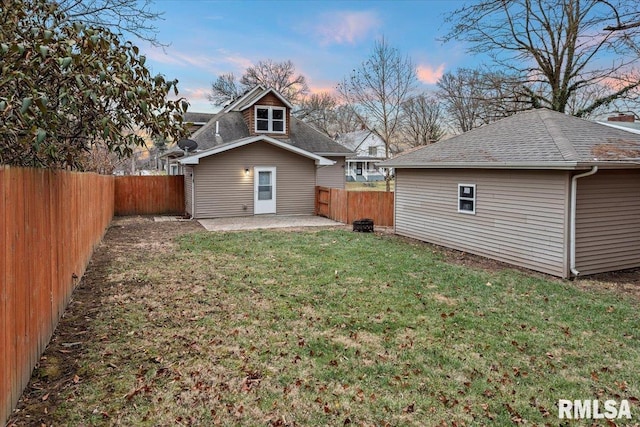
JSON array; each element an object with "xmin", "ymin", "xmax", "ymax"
[
  {"xmin": 254, "ymin": 105, "xmax": 286, "ymax": 134},
  {"xmin": 458, "ymin": 183, "xmax": 476, "ymax": 214}
]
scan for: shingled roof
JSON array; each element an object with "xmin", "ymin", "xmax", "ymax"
[
  {"xmin": 381, "ymin": 108, "xmax": 640, "ymax": 170},
  {"xmin": 186, "ymin": 111, "xmax": 352, "ymax": 155},
  {"xmin": 172, "ymin": 86, "xmax": 352, "ymax": 159}
]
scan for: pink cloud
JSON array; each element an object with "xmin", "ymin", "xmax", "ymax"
[
  {"xmin": 417, "ymin": 63, "xmax": 446, "ymax": 84},
  {"xmin": 182, "ymin": 87, "xmax": 210, "ymax": 100},
  {"xmin": 309, "ymin": 84, "xmax": 338, "ymax": 96},
  {"xmin": 314, "ymin": 11, "xmax": 380, "ymax": 45}
]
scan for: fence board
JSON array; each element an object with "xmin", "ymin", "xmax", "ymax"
[
  {"xmin": 114, "ymin": 175, "xmax": 185, "ymax": 216},
  {"xmin": 0, "ymin": 167, "xmax": 8, "ymax": 422},
  {"xmin": 330, "ymin": 188, "xmax": 349, "ymax": 224},
  {"xmin": 315, "ymin": 186, "xmax": 394, "ymax": 227}
]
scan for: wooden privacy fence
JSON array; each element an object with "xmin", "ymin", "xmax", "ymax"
[
  {"xmin": 1, "ymin": 169, "xmax": 184, "ymax": 424},
  {"xmin": 114, "ymin": 175, "xmax": 185, "ymax": 216},
  {"xmin": 315, "ymin": 186, "xmax": 394, "ymax": 226},
  {"xmin": 1, "ymin": 166, "xmax": 114, "ymax": 424}
]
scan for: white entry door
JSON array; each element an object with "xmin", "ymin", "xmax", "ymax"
[{"xmin": 254, "ymin": 167, "xmax": 276, "ymax": 214}]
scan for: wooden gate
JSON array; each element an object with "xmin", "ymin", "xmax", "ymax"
[{"xmin": 315, "ymin": 186, "xmax": 394, "ymax": 226}]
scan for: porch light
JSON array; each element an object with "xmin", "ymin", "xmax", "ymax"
[{"xmin": 244, "ymin": 168, "xmax": 250, "ymax": 176}]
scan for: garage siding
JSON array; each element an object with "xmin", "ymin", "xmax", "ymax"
[
  {"xmin": 575, "ymin": 169, "xmax": 640, "ymax": 275},
  {"xmin": 193, "ymin": 142, "xmax": 316, "ymax": 218},
  {"xmin": 394, "ymin": 169, "xmax": 571, "ymax": 277}
]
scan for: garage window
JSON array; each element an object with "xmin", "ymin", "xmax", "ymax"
[{"xmin": 458, "ymin": 184, "xmax": 476, "ymax": 214}]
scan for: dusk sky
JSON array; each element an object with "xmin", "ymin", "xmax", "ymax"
[{"xmin": 140, "ymin": 1, "xmax": 482, "ymax": 113}]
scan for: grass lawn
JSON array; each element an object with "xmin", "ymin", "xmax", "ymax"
[
  {"xmin": 346, "ymin": 181, "xmax": 394, "ymax": 191},
  {"xmin": 22, "ymin": 221, "xmax": 640, "ymax": 426}
]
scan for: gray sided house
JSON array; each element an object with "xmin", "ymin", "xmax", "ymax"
[
  {"xmin": 380, "ymin": 109, "xmax": 640, "ymax": 278},
  {"xmin": 177, "ymin": 86, "xmax": 353, "ymax": 219}
]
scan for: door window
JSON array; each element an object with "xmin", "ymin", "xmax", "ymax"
[{"xmin": 258, "ymin": 171, "xmax": 273, "ymax": 200}]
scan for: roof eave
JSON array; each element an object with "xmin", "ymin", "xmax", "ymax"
[
  {"xmin": 179, "ymin": 136, "xmax": 335, "ymax": 166},
  {"xmin": 315, "ymin": 151, "xmax": 354, "ymax": 157},
  {"xmin": 381, "ymin": 161, "xmax": 580, "ymax": 170},
  {"xmin": 382, "ymin": 160, "xmax": 640, "ymax": 170},
  {"xmin": 238, "ymin": 88, "xmax": 294, "ymax": 111},
  {"xmin": 316, "ymin": 158, "xmax": 336, "ymax": 166}
]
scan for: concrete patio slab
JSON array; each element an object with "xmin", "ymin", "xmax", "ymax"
[{"xmin": 197, "ymin": 215, "xmax": 344, "ymax": 232}]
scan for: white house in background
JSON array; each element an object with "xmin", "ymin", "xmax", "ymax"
[{"xmin": 335, "ymin": 129, "xmax": 387, "ymax": 182}]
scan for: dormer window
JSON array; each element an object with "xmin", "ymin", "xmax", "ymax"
[{"xmin": 255, "ymin": 106, "xmax": 285, "ymax": 133}]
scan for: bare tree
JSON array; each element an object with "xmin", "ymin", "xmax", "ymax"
[
  {"xmin": 241, "ymin": 60, "xmax": 309, "ymax": 103},
  {"xmin": 436, "ymin": 69, "xmax": 490, "ymax": 133},
  {"xmin": 56, "ymin": 0, "xmax": 165, "ymax": 46},
  {"xmin": 400, "ymin": 94, "xmax": 445, "ymax": 147},
  {"xmin": 209, "ymin": 59, "xmax": 309, "ymax": 107},
  {"xmin": 208, "ymin": 73, "xmax": 244, "ymax": 107},
  {"xmin": 437, "ymin": 68, "xmax": 537, "ymax": 133},
  {"xmin": 442, "ymin": 0, "xmax": 640, "ymax": 116},
  {"xmin": 295, "ymin": 92, "xmax": 338, "ymax": 136},
  {"xmin": 338, "ymin": 37, "xmax": 418, "ymax": 190},
  {"xmin": 332, "ymin": 105, "xmax": 364, "ymax": 136}
]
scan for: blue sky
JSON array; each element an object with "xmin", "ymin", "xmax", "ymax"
[{"xmin": 141, "ymin": 1, "xmax": 479, "ymax": 113}]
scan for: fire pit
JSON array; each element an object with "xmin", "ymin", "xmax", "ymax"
[{"xmin": 353, "ymin": 218, "xmax": 374, "ymax": 232}]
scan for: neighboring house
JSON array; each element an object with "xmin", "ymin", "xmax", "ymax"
[
  {"xmin": 177, "ymin": 85, "xmax": 353, "ymax": 219},
  {"xmin": 597, "ymin": 113, "xmax": 640, "ymax": 135},
  {"xmin": 335, "ymin": 129, "xmax": 387, "ymax": 182},
  {"xmin": 380, "ymin": 108, "xmax": 640, "ymax": 278},
  {"xmin": 184, "ymin": 111, "xmax": 217, "ymax": 133},
  {"xmin": 161, "ymin": 112, "xmax": 217, "ymax": 175}
]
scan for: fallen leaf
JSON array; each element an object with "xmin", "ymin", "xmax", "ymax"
[{"xmin": 483, "ymin": 389, "xmax": 495, "ymax": 398}]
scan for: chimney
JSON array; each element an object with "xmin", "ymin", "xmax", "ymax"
[{"xmin": 607, "ymin": 113, "xmax": 635, "ymax": 123}]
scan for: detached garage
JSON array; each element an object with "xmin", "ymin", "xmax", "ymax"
[{"xmin": 380, "ymin": 109, "xmax": 640, "ymax": 278}]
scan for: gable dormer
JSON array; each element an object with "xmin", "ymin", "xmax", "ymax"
[{"xmin": 234, "ymin": 87, "xmax": 293, "ymax": 138}]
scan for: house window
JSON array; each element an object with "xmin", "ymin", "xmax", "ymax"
[
  {"xmin": 255, "ymin": 106, "xmax": 285, "ymax": 133},
  {"xmin": 458, "ymin": 184, "xmax": 476, "ymax": 214},
  {"xmin": 369, "ymin": 146, "xmax": 378, "ymax": 156}
]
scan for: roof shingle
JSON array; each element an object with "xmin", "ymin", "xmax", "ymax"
[{"xmin": 381, "ymin": 109, "xmax": 640, "ymax": 169}]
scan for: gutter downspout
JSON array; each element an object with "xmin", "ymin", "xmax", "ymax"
[
  {"xmin": 570, "ymin": 166, "xmax": 598, "ymax": 277},
  {"xmin": 191, "ymin": 170, "xmax": 196, "ymax": 219}
]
